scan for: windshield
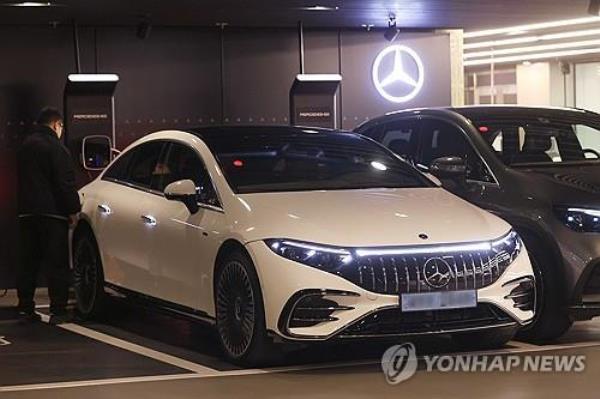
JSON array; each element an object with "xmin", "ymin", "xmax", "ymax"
[
  {"xmin": 469, "ymin": 114, "xmax": 600, "ymax": 166},
  {"xmin": 202, "ymin": 131, "xmax": 431, "ymax": 194}
]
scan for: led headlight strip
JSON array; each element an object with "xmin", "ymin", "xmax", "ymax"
[{"xmin": 265, "ymin": 230, "xmax": 521, "ymax": 270}]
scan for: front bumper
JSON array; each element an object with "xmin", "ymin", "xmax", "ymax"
[{"xmin": 246, "ymin": 240, "xmax": 535, "ymax": 341}]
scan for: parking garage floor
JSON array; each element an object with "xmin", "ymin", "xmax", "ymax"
[{"xmin": 2, "ymin": 290, "xmax": 600, "ymax": 398}]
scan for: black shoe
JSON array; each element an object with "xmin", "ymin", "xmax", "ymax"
[
  {"xmin": 49, "ymin": 312, "xmax": 73, "ymax": 325},
  {"xmin": 17, "ymin": 310, "xmax": 42, "ymax": 324}
]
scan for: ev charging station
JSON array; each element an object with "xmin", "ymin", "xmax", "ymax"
[
  {"xmin": 289, "ymin": 74, "xmax": 342, "ymax": 129},
  {"xmin": 63, "ymin": 74, "xmax": 119, "ymax": 179}
]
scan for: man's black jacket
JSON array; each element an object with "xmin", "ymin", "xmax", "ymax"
[{"xmin": 17, "ymin": 126, "xmax": 81, "ymax": 218}]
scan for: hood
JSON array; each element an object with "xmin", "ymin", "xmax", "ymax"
[
  {"xmin": 234, "ymin": 188, "xmax": 510, "ymax": 247},
  {"xmin": 515, "ymin": 164, "xmax": 600, "ymax": 207}
]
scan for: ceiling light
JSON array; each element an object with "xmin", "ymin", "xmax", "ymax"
[
  {"xmin": 506, "ymin": 30, "xmax": 529, "ymax": 36},
  {"xmin": 464, "ymin": 38, "xmax": 600, "ymax": 59},
  {"xmin": 465, "ymin": 47, "xmax": 600, "ymax": 66},
  {"xmin": 301, "ymin": 5, "xmax": 339, "ymax": 11},
  {"xmin": 2, "ymin": 1, "xmax": 55, "ymax": 6},
  {"xmin": 465, "ymin": 16, "xmax": 600, "ymax": 38},
  {"xmin": 68, "ymin": 74, "xmax": 119, "ymax": 82},
  {"xmin": 464, "ymin": 28, "xmax": 600, "ymax": 50}
]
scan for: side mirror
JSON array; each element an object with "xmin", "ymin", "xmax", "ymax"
[
  {"xmin": 81, "ymin": 135, "xmax": 113, "ymax": 171},
  {"xmin": 429, "ymin": 156, "xmax": 467, "ymax": 180},
  {"xmin": 164, "ymin": 179, "xmax": 199, "ymax": 214}
]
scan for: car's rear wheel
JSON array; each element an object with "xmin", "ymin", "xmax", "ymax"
[
  {"xmin": 215, "ymin": 250, "xmax": 275, "ymax": 366},
  {"xmin": 72, "ymin": 228, "xmax": 106, "ymax": 320},
  {"xmin": 452, "ymin": 326, "xmax": 516, "ymax": 350},
  {"xmin": 516, "ymin": 240, "xmax": 572, "ymax": 343}
]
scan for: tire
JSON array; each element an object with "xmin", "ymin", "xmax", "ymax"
[
  {"xmin": 72, "ymin": 228, "xmax": 106, "ymax": 320},
  {"xmin": 452, "ymin": 327, "xmax": 516, "ymax": 350},
  {"xmin": 516, "ymin": 240, "xmax": 572, "ymax": 343},
  {"xmin": 215, "ymin": 250, "xmax": 276, "ymax": 366}
]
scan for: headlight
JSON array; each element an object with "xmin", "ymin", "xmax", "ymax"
[
  {"xmin": 555, "ymin": 207, "xmax": 600, "ymax": 233},
  {"xmin": 264, "ymin": 239, "xmax": 353, "ymax": 272},
  {"xmin": 490, "ymin": 230, "xmax": 523, "ymax": 263},
  {"xmin": 265, "ymin": 230, "xmax": 522, "ymax": 272}
]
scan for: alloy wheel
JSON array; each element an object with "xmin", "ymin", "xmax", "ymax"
[
  {"xmin": 72, "ymin": 238, "xmax": 98, "ymax": 315},
  {"xmin": 216, "ymin": 261, "xmax": 256, "ymax": 359}
]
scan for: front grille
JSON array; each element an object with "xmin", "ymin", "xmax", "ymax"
[
  {"xmin": 339, "ymin": 304, "xmax": 513, "ymax": 338},
  {"xmin": 334, "ymin": 249, "xmax": 516, "ymax": 295}
]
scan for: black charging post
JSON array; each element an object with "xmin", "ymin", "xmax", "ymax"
[{"xmin": 63, "ymin": 73, "xmax": 119, "ymax": 169}]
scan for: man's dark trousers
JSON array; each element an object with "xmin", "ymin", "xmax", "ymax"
[{"xmin": 18, "ymin": 216, "xmax": 70, "ymax": 315}]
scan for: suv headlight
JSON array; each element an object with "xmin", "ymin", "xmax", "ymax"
[
  {"xmin": 555, "ymin": 207, "xmax": 600, "ymax": 233},
  {"xmin": 264, "ymin": 239, "xmax": 353, "ymax": 272}
]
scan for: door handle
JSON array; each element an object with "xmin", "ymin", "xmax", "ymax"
[
  {"xmin": 98, "ymin": 204, "xmax": 112, "ymax": 215},
  {"xmin": 140, "ymin": 214, "xmax": 157, "ymax": 226}
]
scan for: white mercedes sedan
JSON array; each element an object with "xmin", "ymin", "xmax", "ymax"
[{"xmin": 72, "ymin": 126, "xmax": 535, "ymax": 365}]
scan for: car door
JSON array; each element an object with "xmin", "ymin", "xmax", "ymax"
[
  {"xmin": 145, "ymin": 141, "xmax": 225, "ymax": 310},
  {"xmin": 416, "ymin": 118, "xmax": 502, "ymax": 209},
  {"xmin": 95, "ymin": 140, "xmax": 166, "ymax": 297}
]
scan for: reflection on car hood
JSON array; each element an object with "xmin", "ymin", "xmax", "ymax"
[{"xmin": 235, "ymin": 188, "xmax": 510, "ymax": 247}]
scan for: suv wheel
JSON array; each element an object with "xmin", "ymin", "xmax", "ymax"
[{"xmin": 516, "ymin": 241, "xmax": 572, "ymax": 343}]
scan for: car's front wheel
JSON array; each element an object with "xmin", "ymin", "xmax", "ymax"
[
  {"xmin": 72, "ymin": 228, "xmax": 106, "ymax": 320},
  {"xmin": 516, "ymin": 240, "xmax": 572, "ymax": 343},
  {"xmin": 215, "ymin": 250, "xmax": 275, "ymax": 366}
]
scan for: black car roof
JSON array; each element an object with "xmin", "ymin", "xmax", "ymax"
[{"xmin": 448, "ymin": 105, "xmax": 595, "ymax": 121}]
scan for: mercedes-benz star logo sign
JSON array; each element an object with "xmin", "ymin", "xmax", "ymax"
[
  {"xmin": 423, "ymin": 257, "xmax": 453, "ymax": 289},
  {"xmin": 372, "ymin": 45, "xmax": 425, "ymax": 104}
]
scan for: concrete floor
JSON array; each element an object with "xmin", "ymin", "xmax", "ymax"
[{"xmin": 1, "ymin": 289, "xmax": 600, "ymax": 398}]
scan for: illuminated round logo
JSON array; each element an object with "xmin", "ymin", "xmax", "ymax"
[
  {"xmin": 372, "ymin": 45, "xmax": 425, "ymax": 103},
  {"xmin": 423, "ymin": 257, "xmax": 452, "ymax": 289}
]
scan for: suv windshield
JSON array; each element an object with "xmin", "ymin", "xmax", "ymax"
[
  {"xmin": 467, "ymin": 113, "xmax": 600, "ymax": 166},
  {"xmin": 200, "ymin": 130, "xmax": 431, "ymax": 194}
]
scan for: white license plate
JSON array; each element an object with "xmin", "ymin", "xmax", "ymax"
[{"xmin": 401, "ymin": 290, "xmax": 477, "ymax": 312}]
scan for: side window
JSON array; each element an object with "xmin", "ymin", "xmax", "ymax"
[
  {"xmin": 155, "ymin": 143, "xmax": 220, "ymax": 207},
  {"xmin": 103, "ymin": 150, "xmax": 135, "ymax": 182},
  {"xmin": 380, "ymin": 119, "xmax": 419, "ymax": 161},
  {"xmin": 126, "ymin": 141, "xmax": 165, "ymax": 189},
  {"xmin": 420, "ymin": 119, "xmax": 493, "ymax": 183}
]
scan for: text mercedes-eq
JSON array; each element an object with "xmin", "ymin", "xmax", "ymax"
[{"xmin": 72, "ymin": 126, "xmax": 535, "ymax": 365}]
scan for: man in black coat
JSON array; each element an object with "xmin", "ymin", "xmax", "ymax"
[{"xmin": 17, "ymin": 107, "xmax": 81, "ymax": 324}]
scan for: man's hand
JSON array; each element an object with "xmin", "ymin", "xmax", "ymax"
[{"xmin": 68, "ymin": 213, "xmax": 79, "ymax": 227}]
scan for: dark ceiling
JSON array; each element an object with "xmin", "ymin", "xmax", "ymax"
[{"xmin": 0, "ymin": 0, "xmax": 593, "ymax": 31}]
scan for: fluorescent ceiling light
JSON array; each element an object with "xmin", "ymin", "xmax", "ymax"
[
  {"xmin": 464, "ymin": 28, "xmax": 600, "ymax": 50},
  {"xmin": 465, "ymin": 16, "xmax": 600, "ymax": 38},
  {"xmin": 68, "ymin": 74, "xmax": 119, "ymax": 82},
  {"xmin": 300, "ymin": 5, "xmax": 339, "ymax": 11},
  {"xmin": 1, "ymin": 1, "xmax": 62, "ymax": 6},
  {"xmin": 465, "ymin": 47, "xmax": 600, "ymax": 66},
  {"xmin": 464, "ymin": 38, "xmax": 600, "ymax": 59}
]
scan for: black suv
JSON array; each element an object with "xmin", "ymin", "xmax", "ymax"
[{"xmin": 356, "ymin": 106, "xmax": 600, "ymax": 342}]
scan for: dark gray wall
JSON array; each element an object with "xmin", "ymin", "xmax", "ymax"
[{"xmin": 0, "ymin": 25, "xmax": 452, "ymax": 288}]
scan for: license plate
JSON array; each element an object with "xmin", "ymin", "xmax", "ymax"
[{"xmin": 401, "ymin": 290, "xmax": 477, "ymax": 312}]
